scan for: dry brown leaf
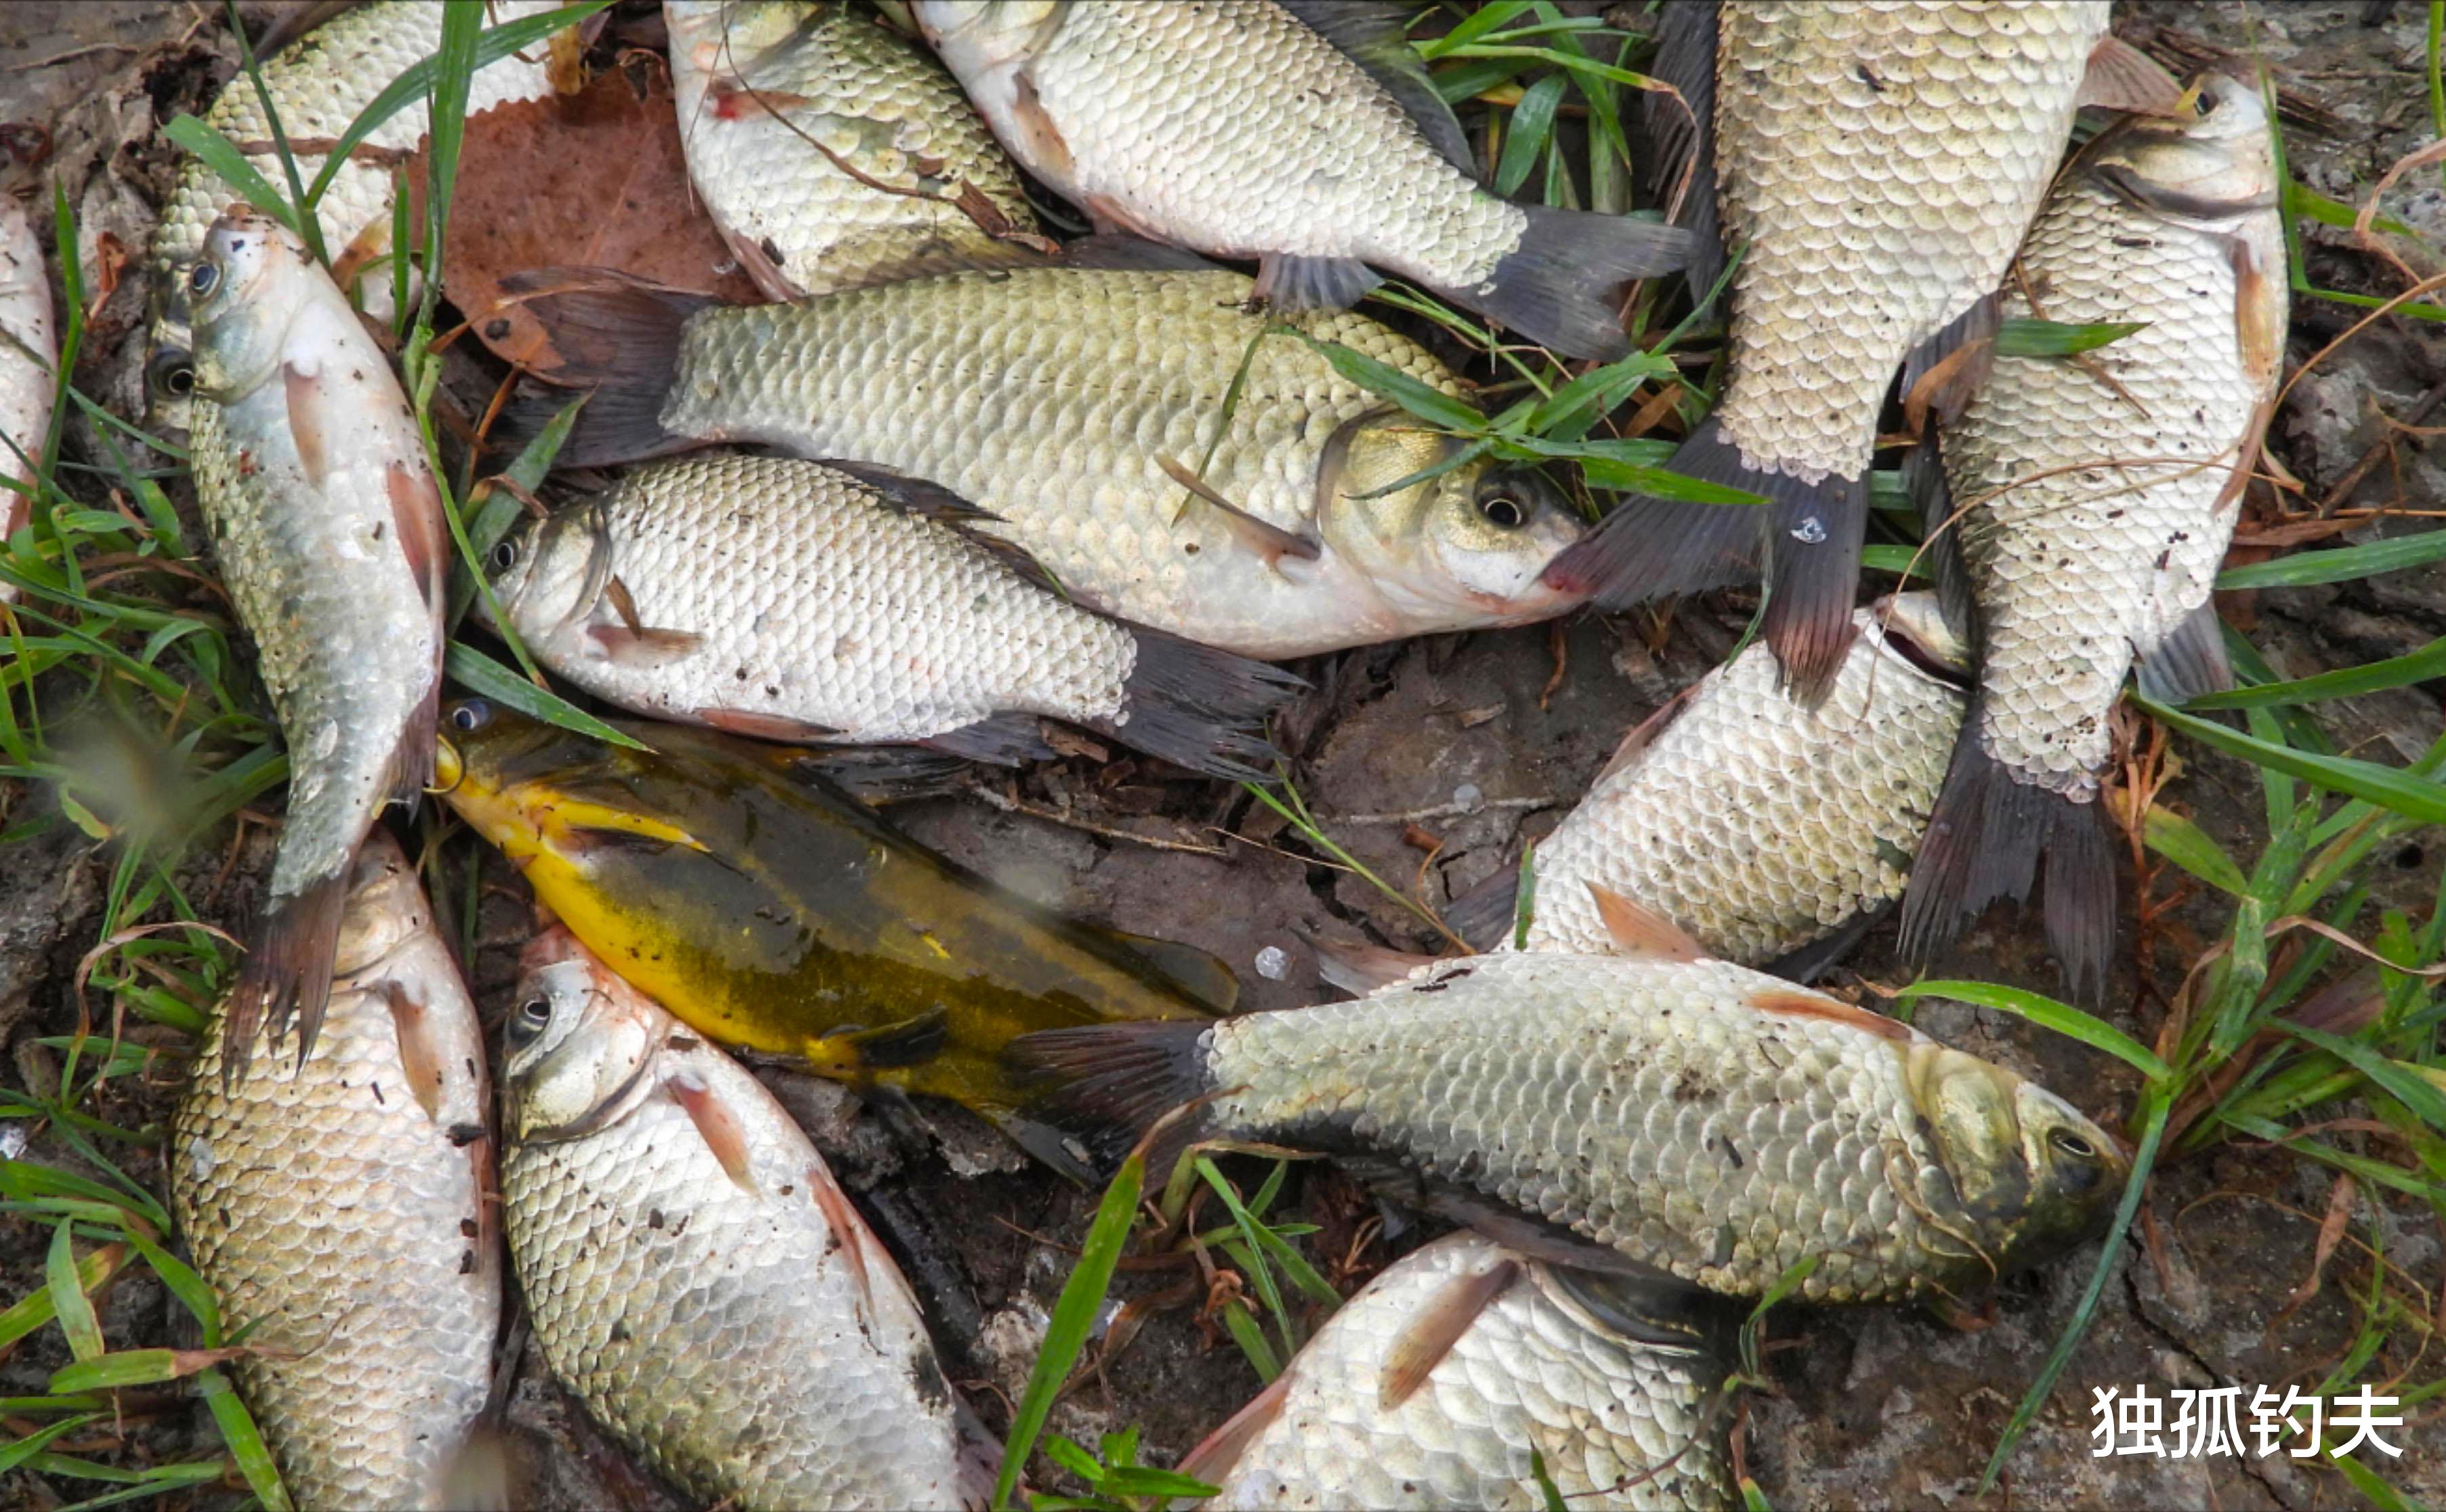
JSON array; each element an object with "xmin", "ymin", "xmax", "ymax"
[{"xmin": 417, "ymin": 64, "xmax": 761, "ymax": 372}]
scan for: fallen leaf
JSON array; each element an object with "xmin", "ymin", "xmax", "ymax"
[{"xmin": 415, "ymin": 62, "xmax": 761, "ymax": 371}]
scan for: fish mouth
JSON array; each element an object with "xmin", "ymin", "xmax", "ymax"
[{"xmin": 429, "ymin": 736, "xmax": 465, "ymax": 795}]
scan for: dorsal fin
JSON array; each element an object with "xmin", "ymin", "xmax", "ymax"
[
  {"xmin": 1746, "ymin": 986, "xmax": 1914, "ymax": 1045},
  {"xmin": 1309, "ymin": 934, "xmax": 1440, "ymax": 996},
  {"xmin": 1586, "ymin": 885, "xmax": 1706, "ymax": 963},
  {"xmin": 1278, "ymin": 1, "xmax": 1477, "ymax": 175}
]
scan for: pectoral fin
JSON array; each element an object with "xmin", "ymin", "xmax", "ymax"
[
  {"xmin": 1378, "ymin": 1257, "xmax": 1518, "ymax": 1411},
  {"xmin": 2075, "ymin": 35, "xmax": 2188, "ymax": 115}
]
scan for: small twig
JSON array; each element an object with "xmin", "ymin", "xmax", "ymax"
[
  {"xmin": 2315, "ymin": 374, "xmax": 2446, "ymax": 515},
  {"xmin": 963, "ymin": 782, "xmax": 1229, "ymax": 857},
  {"xmin": 1325, "ymin": 796, "xmax": 1556, "ymax": 825},
  {"xmin": 4, "ymin": 43, "xmax": 137, "ymax": 73}
]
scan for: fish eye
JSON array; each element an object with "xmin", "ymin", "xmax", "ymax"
[
  {"xmin": 448, "ymin": 699, "xmax": 492, "ymax": 734},
  {"xmin": 2048, "ymin": 1129, "xmax": 2099, "ymax": 1161},
  {"xmin": 188, "ymin": 261, "xmax": 219, "ymax": 297},
  {"xmin": 489, "ymin": 539, "xmax": 518, "ymax": 572},
  {"xmin": 506, "ymin": 996, "xmax": 551, "ymax": 1049},
  {"xmin": 148, "ymin": 348, "xmax": 195, "ymax": 398},
  {"xmin": 1477, "ymin": 491, "xmax": 1527, "ymax": 530}
]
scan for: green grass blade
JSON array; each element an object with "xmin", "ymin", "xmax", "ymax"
[
  {"xmin": 2143, "ymin": 807, "xmax": 2250, "ymax": 896},
  {"xmin": 442, "ymin": 642, "xmax": 649, "ymax": 751},
  {"xmin": 1979, "ymin": 1085, "xmax": 2170, "ymax": 1492},
  {"xmin": 160, "ymin": 117, "xmax": 299, "ymax": 234},
  {"xmin": 1860, "ymin": 543, "xmax": 1933, "ymax": 581},
  {"xmin": 1217, "ymin": 1296, "xmax": 1280, "ymax": 1381},
  {"xmin": 421, "ymin": 0, "xmax": 484, "ymax": 295},
  {"xmin": 0, "ymin": 1416, "xmax": 100, "ymax": 1477},
  {"xmin": 1296, "ymin": 337, "xmax": 1488, "ymax": 433},
  {"xmin": 1994, "ymin": 318, "xmax": 2146, "ymax": 358},
  {"xmin": 1494, "ymin": 74, "xmax": 1567, "ymax": 197},
  {"xmin": 1891, "ymin": 981, "xmax": 2171, "ymax": 1078},
  {"xmin": 2136, "ymin": 696, "xmax": 2446, "ymax": 824},
  {"xmin": 49, "ymin": 1347, "xmax": 239, "ymax": 1393},
  {"xmin": 45, "ymin": 1221, "xmax": 105, "ymax": 1362},
  {"xmin": 2184, "ymin": 635, "xmax": 2446, "ymax": 711},
  {"xmin": 198, "ymin": 1362, "xmax": 292, "ymax": 1512},
  {"xmin": 1099, "ymin": 1464, "xmax": 1222, "ymax": 1500},
  {"xmin": 2286, "ymin": 1025, "xmax": 2446, "ymax": 1128},
  {"xmin": 994, "ymin": 1148, "xmax": 1145, "ymax": 1509},
  {"xmin": 1415, "ymin": 1, "xmax": 1538, "ymax": 59},
  {"xmin": 225, "ymin": 0, "xmax": 327, "ymax": 266},
  {"xmin": 1528, "ymin": 1448, "xmax": 1567, "ymax": 1512}
]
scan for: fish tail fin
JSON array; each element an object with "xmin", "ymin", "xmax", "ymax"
[
  {"xmin": 1460, "ymin": 204, "xmax": 1691, "ymax": 362},
  {"xmin": 1008, "ymin": 1020, "xmax": 1215, "ymax": 1177},
  {"xmin": 1899, "ymin": 721, "xmax": 2117, "ymax": 1001},
  {"xmin": 222, "ymin": 868, "xmax": 350, "ymax": 1085},
  {"xmin": 1536, "ymin": 415, "xmax": 1763, "ymax": 607},
  {"xmin": 492, "ymin": 268, "xmax": 715, "ymax": 468},
  {"xmin": 1092, "ymin": 629, "xmax": 1305, "ymax": 779},
  {"xmin": 1762, "ymin": 471, "xmax": 1869, "ymax": 705}
]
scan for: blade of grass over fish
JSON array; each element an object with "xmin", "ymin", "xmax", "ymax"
[
  {"xmin": 2143, "ymin": 807, "xmax": 2251, "ymax": 896},
  {"xmin": 1890, "ymin": 982, "xmax": 2170, "ymax": 1078},
  {"xmin": 1861, "ymin": 544, "xmax": 1933, "ymax": 581},
  {"xmin": 1994, "ymin": 318, "xmax": 2145, "ymax": 358},
  {"xmin": 1737, "ymin": 1255, "xmax": 1820, "ymax": 1385},
  {"xmin": 1494, "ymin": 74, "xmax": 1567, "ymax": 197},
  {"xmin": 2136, "ymin": 696, "xmax": 2446, "ymax": 824},
  {"xmin": 450, "ymin": 393, "xmax": 586, "ymax": 630},
  {"xmin": 198, "ymin": 1362, "xmax": 291, "ymax": 1512},
  {"xmin": 421, "ymin": 0, "xmax": 483, "ymax": 319},
  {"xmin": 1513, "ymin": 839, "xmax": 1536, "ymax": 950},
  {"xmin": 224, "ymin": 0, "xmax": 327, "ymax": 267},
  {"xmin": 1979, "ymin": 1085, "xmax": 2170, "ymax": 1493},
  {"xmin": 443, "ymin": 642, "xmax": 648, "ymax": 751},
  {"xmin": 45, "ymin": 1222, "xmax": 104, "ymax": 1362},
  {"xmin": 994, "ymin": 1147, "xmax": 1144, "ymax": 1510},
  {"xmin": 1529, "ymin": 1448, "xmax": 1567, "ymax": 1512},
  {"xmin": 2185, "ymin": 635, "xmax": 2446, "ymax": 710},
  {"xmin": 1296, "ymin": 337, "xmax": 1488, "ymax": 433},
  {"xmin": 159, "ymin": 118, "xmax": 301, "ymax": 243},
  {"xmin": 2218, "ymin": 530, "xmax": 2446, "ymax": 589},
  {"xmin": 303, "ymin": 1, "xmax": 615, "ymax": 212}
]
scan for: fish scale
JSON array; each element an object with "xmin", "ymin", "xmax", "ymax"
[
  {"xmin": 1710, "ymin": 1, "xmax": 2109, "ymax": 485},
  {"xmin": 665, "ymin": 1, "xmax": 1038, "ymax": 299},
  {"xmin": 172, "ymin": 837, "xmax": 497, "ymax": 1511},
  {"xmin": 1506, "ymin": 600, "xmax": 1966, "ymax": 967},
  {"xmin": 1193, "ymin": 1234, "xmax": 1731, "ymax": 1511}
]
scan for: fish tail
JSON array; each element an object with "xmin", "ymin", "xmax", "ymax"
[
  {"xmin": 1761, "ymin": 472, "xmax": 1868, "ymax": 706},
  {"xmin": 1536, "ymin": 415, "xmax": 1765, "ymax": 607},
  {"xmin": 1457, "ymin": 204, "xmax": 1691, "ymax": 362},
  {"xmin": 222, "ymin": 867, "xmax": 350, "ymax": 1085},
  {"xmin": 492, "ymin": 268, "xmax": 715, "ymax": 469},
  {"xmin": 1091, "ymin": 629, "xmax": 1305, "ymax": 780},
  {"xmin": 1898, "ymin": 721, "xmax": 2117, "ymax": 1001},
  {"xmin": 1007, "ymin": 1020, "xmax": 1215, "ymax": 1177}
]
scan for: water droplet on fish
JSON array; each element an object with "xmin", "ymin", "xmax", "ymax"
[
  {"xmin": 1790, "ymin": 515, "xmax": 1827, "ymax": 545},
  {"xmin": 1254, "ymin": 945, "xmax": 1289, "ymax": 981}
]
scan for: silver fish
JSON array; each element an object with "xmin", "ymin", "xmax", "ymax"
[
  {"xmin": 483, "ymin": 452, "xmax": 1299, "ymax": 774},
  {"xmin": 1179, "ymin": 1232, "xmax": 1733, "ymax": 1511},
  {"xmin": 1019, "ymin": 948, "xmax": 2126, "ymax": 1305},
  {"xmin": 1900, "ymin": 75, "xmax": 2286, "ymax": 996},
  {"xmin": 501, "ymin": 925, "xmax": 999, "ymax": 1510},
  {"xmin": 1544, "ymin": 1, "xmax": 2141, "ymax": 698},
  {"xmin": 172, "ymin": 833, "xmax": 499, "ymax": 1511},
  {"xmin": 0, "ymin": 159, "xmax": 52, "ymax": 600},
  {"xmin": 912, "ymin": 0, "xmax": 1687, "ymax": 360},
  {"xmin": 665, "ymin": 0, "xmax": 1040, "ymax": 299},
  {"xmin": 187, "ymin": 213, "xmax": 444, "ymax": 1068}
]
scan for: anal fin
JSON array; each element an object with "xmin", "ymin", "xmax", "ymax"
[
  {"xmin": 2133, "ymin": 604, "xmax": 2233, "ymax": 705},
  {"xmin": 1255, "ymin": 253, "xmax": 1384, "ymax": 312}
]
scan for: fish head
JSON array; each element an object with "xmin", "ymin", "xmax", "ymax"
[
  {"xmin": 187, "ymin": 213, "xmax": 305, "ymax": 402},
  {"xmin": 331, "ymin": 831, "xmax": 431, "ymax": 979},
  {"xmin": 1868, "ymin": 591, "xmax": 1973, "ymax": 683},
  {"xmin": 482, "ymin": 506, "xmax": 610, "ymax": 660},
  {"xmin": 1907, "ymin": 1043, "xmax": 2126, "ymax": 1272},
  {"xmin": 2090, "ymin": 73, "xmax": 2277, "ymax": 227},
  {"xmin": 665, "ymin": 1, "xmax": 802, "ymax": 77},
  {"xmin": 1320, "ymin": 415, "xmax": 1586, "ymax": 629},
  {"xmin": 501, "ymin": 925, "xmax": 667, "ymax": 1143},
  {"xmin": 434, "ymin": 698, "xmax": 615, "ymax": 861},
  {"xmin": 910, "ymin": 2, "xmax": 1059, "ymax": 67}
]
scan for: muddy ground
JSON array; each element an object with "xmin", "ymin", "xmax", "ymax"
[{"xmin": 1, "ymin": 1, "xmax": 2443, "ymax": 1508}]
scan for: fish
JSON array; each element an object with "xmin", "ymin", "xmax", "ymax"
[
  {"xmin": 1541, "ymin": 1, "xmax": 2169, "ymax": 700},
  {"xmin": 171, "ymin": 832, "xmax": 500, "ymax": 1511},
  {"xmin": 145, "ymin": 0, "xmax": 562, "ymax": 430},
  {"xmin": 1178, "ymin": 1232, "xmax": 1734, "ymax": 1512},
  {"xmin": 432, "ymin": 698, "xmax": 1227, "ymax": 1172},
  {"xmin": 0, "ymin": 129, "xmax": 53, "ymax": 602},
  {"xmin": 665, "ymin": 0, "xmax": 1042, "ymax": 301},
  {"xmin": 1452, "ymin": 593, "xmax": 1968, "ymax": 979},
  {"xmin": 502, "ymin": 925, "xmax": 999, "ymax": 1510},
  {"xmin": 1899, "ymin": 75, "xmax": 2286, "ymax": 999},
  {"xmin": 1015, "ymin": 945, "xmax": 2126, "ymax": 1304},
  {"xmin": 908, "ymin": 1, "xmax": 1688, "ymax": 361},
  {"xmin": 188, "ymin": 213, "xmax": 446, "ymax": 1072},
  {"xmin": 503, "ymin": 257, "xmax": 1586, "ymax": 657},
  {"xmin": 482, "ymin": 451, "xmax": 1301, "ymax": 776}
]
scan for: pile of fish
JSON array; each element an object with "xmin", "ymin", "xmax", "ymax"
[{"xmin": 2, "ymin": 0, "xmax": 2290, "ymax": 1506}]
